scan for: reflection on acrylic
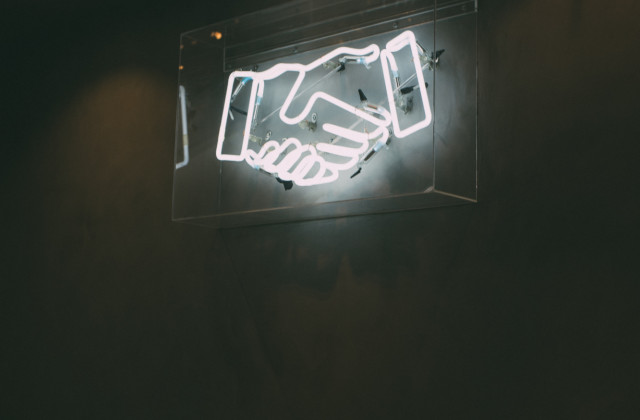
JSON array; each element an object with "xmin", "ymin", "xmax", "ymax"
[
  {"xmin": 216, "ymin": 30, "xmax": 442, "ymax": 188},
  {"xmin": 175, "ymin": 85, "xmax": 189, "ymax": 169}
]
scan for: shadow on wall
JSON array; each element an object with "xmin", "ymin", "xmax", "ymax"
[{"xmin": 220, "ymin": 203, "xmax": 477, "ymax": 292}]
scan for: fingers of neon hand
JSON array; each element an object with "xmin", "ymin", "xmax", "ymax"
[{"xmin": 246, "ymin": 139, "xmax": 339, "ymax": 186}]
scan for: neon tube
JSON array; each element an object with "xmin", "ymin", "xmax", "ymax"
[
  {"xmin": 216, "ymin": 30, "xmax": 433, "ymax": 186},
  {"xmin": 245, "ymin": 138, "xmax": 339, "ymax": 186},
  {"xmin": 380, "ymin": 31, "xmax": 432, "ymax": 138},
  {"xmin": 217, "ymin": 73, "xmax": 258, "ymax": 162}
]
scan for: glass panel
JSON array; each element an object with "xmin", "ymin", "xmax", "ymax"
[
  {"xmin": 173, "ymin": 0, "xmax": 477, "ymax": 227},
  {"xmin": 434, "ymin": 0, "xmax": 478, "ymax": 200}
]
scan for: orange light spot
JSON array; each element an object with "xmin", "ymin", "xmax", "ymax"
[
  {"xmin": 179, "ymin": 65, "xmax": 184, "ymax": 70},
  {"xmin": 211, "ymin": 31, "xmax": 222, "ymax": 40}
]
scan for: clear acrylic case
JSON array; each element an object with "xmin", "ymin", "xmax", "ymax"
[{"xmin": 173, "ymin": 0, "xmax": 477, "ymax": 227}]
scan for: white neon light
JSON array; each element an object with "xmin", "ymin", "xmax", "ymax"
[
  {"xmin": 216, "ymin": 30, "xmax": 432, "ymax": 186},
  {"xmin": 245, "ymin": 138, "xmax": 339, "ymax": 186},
  {"xmin": 381, "ymin": 31, "xmax": 432, "ymax": 138}
]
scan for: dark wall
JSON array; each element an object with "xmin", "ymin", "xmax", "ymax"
[{"xmin": 2, "ymin": 0, "xmax": 639, "ymax": 418}]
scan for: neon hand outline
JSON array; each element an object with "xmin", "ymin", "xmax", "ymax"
[{"xmin": 216, "ymin": 30, "xmax": 433, "ymax": 187}]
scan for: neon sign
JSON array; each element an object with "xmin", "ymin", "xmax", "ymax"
[{"xmin": 216, "ymin": 30, "xmax": 437, "ymax": 187}]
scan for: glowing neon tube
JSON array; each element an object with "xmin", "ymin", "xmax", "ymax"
[
  {"xmin": 216, "ymin": 30, "xmax": 433, "ymax": 186},
  {"xmin": 380, "ymin": 31, "xmax": 432, "ymax": 139}
]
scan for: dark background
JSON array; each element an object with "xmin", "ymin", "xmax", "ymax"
[{"xmin": 2, "ymin": 0, "xmax": 639, "ymax": 418}]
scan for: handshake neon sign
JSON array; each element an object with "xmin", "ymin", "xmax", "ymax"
[{"xmin": 216, "ymin": 30, "xmax": 436, "ymax": 188}]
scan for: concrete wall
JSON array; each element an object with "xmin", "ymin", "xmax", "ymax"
[{"xmin": 2, "ymin": 0, "xmax": 639, "ymax": 418}]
